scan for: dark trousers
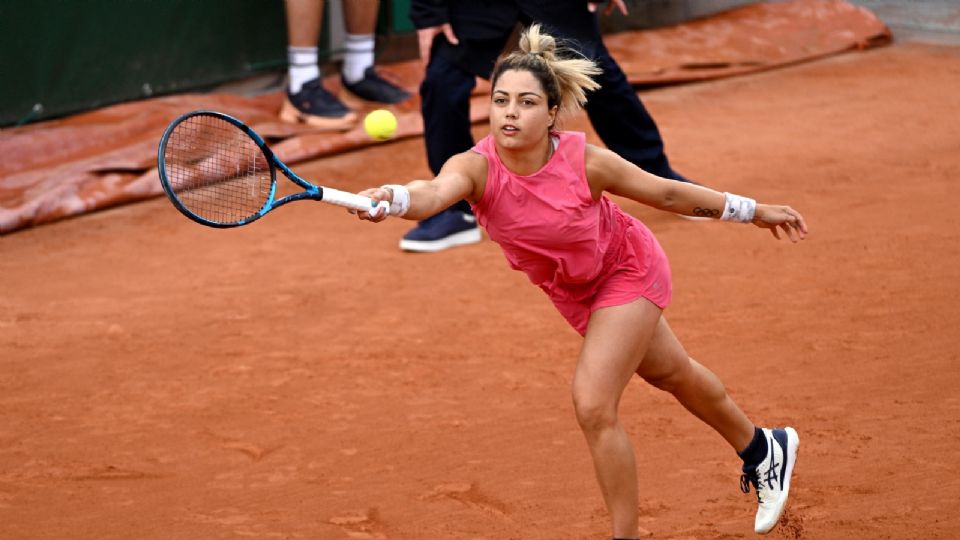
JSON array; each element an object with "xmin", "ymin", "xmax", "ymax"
[{"xmin": 419, "ymin": 0, "xmax": 687, "ymax": 185}]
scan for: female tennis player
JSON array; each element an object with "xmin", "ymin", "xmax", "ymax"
[{"xmin": 355, "ymin": 24, "xmax": 805, "ymax": 539}]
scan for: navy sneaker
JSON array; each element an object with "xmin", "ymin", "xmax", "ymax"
[
  {"xmin": 342, "ymin": 67, "xmax": 411, "ymax": 104},
  {"xmin": 399, "ymin": 208, "xmax": 482, "ymax": 252},
  {"xmin": 740, "ymin": 427, "xmax": 800, "ymax": 534},
  {"xmin": 280, "ymin": 78, "xmax": 357, "ymax": 130}
]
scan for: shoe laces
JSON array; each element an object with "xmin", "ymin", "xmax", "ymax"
[{"xmin": 740, "ymin": 470, "xmax": 764, "ymax": 503}]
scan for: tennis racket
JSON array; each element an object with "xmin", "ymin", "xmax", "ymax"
[{"xmin": 157, "ymin": 110, "xmax": 388, "ymax": 228}]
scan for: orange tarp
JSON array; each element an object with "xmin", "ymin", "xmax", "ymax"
[{"xmin": 0, "ymin": 0, "xmax": 889, "ymax": 234}]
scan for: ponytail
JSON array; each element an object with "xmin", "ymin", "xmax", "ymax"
[{"xmin": 491, "ymin": 24, "xmax": 602, "ymax": 115}]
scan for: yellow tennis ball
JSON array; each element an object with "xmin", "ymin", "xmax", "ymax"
[{"xmin": 363, "ymin": 109, "xmax": 397, "ymax": 141}]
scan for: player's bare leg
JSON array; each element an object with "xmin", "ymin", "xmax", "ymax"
[
  {"xmin": 637, "ymin": 317, "xmax": 798, "ymax": 534},
  {"xmin": 572, "ymin": 298, "xmax": 662, "ymax": 539},
  {"xmin": 636, "ymin": 317, "xmax": 755, "ymax": 452}
]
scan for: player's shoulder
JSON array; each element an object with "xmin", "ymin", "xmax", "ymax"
[
  {"xmin": 584, "ymin": 142, "xmax": 615, "ymax": 160},
  {"xmin": 584, "ymin": 143, "xmax": 631, "ymax": 193},
  {"xmin": 439, "ymin": 150, "xmax": 489, "ymax": 203},
  {"xmin": 584, "ymin": 143, "xmax": 621, "ymax": 173},
  {"xmin": 445, "ymin": 148, "xmax": 488, "ymax": 177},
  {"xmin": 453, "ymin": 147, "xmax": 488, "ymax": 164}
]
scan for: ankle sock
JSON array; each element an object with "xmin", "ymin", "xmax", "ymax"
[
  {"xmin": 738, "ymin": 426, "xmax": 766, "ymax": 468},
  {"xmin": 342, "ymin": 33, "xmax": 374, "ymax": 84},
  {"xmin": 288, "ymin": 46, "xmax": 319, "ymax": 93}
]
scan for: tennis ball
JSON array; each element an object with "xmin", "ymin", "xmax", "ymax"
[{"xmin": 363, "ymin": 109, "xmax": 398, "ymax": 141}]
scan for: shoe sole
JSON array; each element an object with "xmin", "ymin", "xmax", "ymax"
[
  {"xmin": 399, "ymin": 228, "xmax": 482, "ymax": 253},
  {"xmin": 279, "ymin": 100, "xmax": 358, "ymax": 131},
  {"xmin": 757, "ymin": 427, "xmax": 800, "ymax": 534}
]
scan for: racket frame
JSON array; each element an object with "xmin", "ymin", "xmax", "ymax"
[{"xmin": 158, "ymin": 110, "xmax": 382, "ymax": 228}]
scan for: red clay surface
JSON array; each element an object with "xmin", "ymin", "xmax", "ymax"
[{"xmin": 2, "ymin": 41, "xmax": 960, "ymax": 539}]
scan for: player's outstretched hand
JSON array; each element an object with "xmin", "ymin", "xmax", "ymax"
[
  {"xmin": 351, "ymin": 187, "xmax": 392, "ymax": 222},
  {"xmin": 752, "ymin": 204, "xmax": 808, "ymax": 242}
]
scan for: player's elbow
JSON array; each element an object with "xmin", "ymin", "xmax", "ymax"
[{"xmin": 654, "ymin": 181, "xmax": 680, "ymax": 212}]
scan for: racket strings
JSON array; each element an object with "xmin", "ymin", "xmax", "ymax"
[{"xmin": 164, "ymin": 115, "xmax": 272, "ymax": 224}]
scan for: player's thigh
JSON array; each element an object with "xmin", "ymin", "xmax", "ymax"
[
  {"xmin": 573, "ymin": 297, "xmax": 662, "ymax": 403},
  {"xmin": 635, "ymin": 317, "xmax": 692, "ymax": 388}
]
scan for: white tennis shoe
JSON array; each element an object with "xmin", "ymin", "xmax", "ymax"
[{"xmin": 740, "ymin": 427, "xmax": 800, "ymax": 534}]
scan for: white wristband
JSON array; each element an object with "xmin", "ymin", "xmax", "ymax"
[
  {"xmin": 720, "ymin": 192, "xmax": 757, "ymax": 223},
  {"xmin": 381, "ymin": 184, "xmax": 410, "ymax": 217}
]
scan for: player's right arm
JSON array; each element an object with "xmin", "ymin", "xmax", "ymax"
[{"xmin": 356, "ymin": 150, "xmax": 487, "ymax": 222}]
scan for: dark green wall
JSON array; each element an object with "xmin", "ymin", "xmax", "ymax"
[
  {"xmin": 1, "ymin": 1, "xmax": 288, "ymax": 126},
  {"xmin": 385, "ymin": 0, "xmax": 415, "ymax": 32},
  {"xmin": 3, "ymin": 1, "xmax": 774, "ymax": 127}
]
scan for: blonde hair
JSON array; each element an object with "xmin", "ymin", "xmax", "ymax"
[{"xmin": 490, "ymin": 24, "xmax": 602, "ymax": 115}]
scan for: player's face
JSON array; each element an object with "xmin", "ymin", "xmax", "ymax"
[{"xmin": 490, "ymin": 69, "xmax": 558, "ymax": 152}]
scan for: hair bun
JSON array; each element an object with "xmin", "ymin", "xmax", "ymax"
[{"xmin": 491, "ymin": 23, "xmax": 601, "ymax": 115}]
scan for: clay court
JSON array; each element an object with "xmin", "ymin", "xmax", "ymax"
[{"xmin": 2, "ymin": 2, "xmax": 960, "ymax": 539}]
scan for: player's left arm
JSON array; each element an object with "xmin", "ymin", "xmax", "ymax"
[{"xmin": 585, "ymin": 144, "xmax": 808, "ymax": 242}]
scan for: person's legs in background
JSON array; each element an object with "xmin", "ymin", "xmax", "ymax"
[
  {"xmin": 399, "ymin": 52, "xmax": 482, "ymax": 252},
  {"xmin": 340, "ymin": 0, "xmax": 411, "ymax": 104},
  {"xmin": 280, "ymin": 0, "xmax": 357, "ymax": 130},
  {"xmin": 280, "ymin": 0, "xmax": 409, "ymax": 130}
]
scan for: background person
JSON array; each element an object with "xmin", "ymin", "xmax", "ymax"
[{"xmin": 281, "ymin": 0, "xmax": 411, "ymax": 130}]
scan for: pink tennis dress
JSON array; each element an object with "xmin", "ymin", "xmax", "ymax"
[{"xmin": 471, "ymin": 131, "xmax": 672, "ymax": 335}]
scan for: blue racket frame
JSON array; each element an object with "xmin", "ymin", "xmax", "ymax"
[{"xmin": 158, "ymin": 110, "xmax": 353, "ymax": 228}]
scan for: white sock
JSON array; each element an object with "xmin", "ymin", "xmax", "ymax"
[
  {"xmin": 287, "ymin": 46, "xmax": 320, "ymax": 94},
  {"xmin": 342, "ymin": 33, "xmax": 375, "ymax": 84}
]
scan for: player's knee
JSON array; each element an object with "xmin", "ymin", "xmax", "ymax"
[
  {"xmin": 642, "ymin": 357, "xmax": 693, "ymax": 394},
  {"xmin": 571, "ymin": 392, "xmax": 618, "ymax": 433}
]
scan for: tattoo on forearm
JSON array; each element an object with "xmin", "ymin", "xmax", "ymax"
[{"xmin": 693, "ymin": 207, "xmax": 721, "ymax": 218}]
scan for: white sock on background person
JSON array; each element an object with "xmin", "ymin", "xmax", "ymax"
[
  {"xmin": 342, "ymin": 33, "xmax": 375, "ymax": 84},
  {"xmin": 288, "ymin": 46, "xmax": 320, "ymax": 93}
]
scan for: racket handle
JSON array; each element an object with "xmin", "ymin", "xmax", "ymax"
[{"xmin": 323, "ymin": 187, "xmax": 391, "ymax": 217}]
